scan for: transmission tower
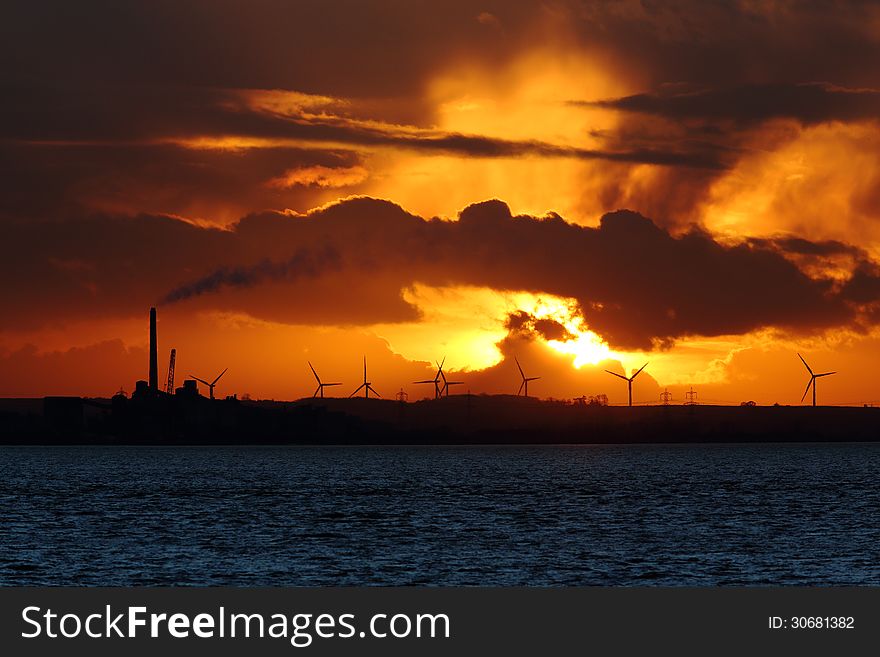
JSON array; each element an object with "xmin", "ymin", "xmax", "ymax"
[
  {"xmin": 685, "ymin": 386, "xmax": 698, "ymax": 405},
  {"xmin": 166, "ymin": 348, "xmax": 176, "ymax": 394},
  {"xmin": 660, "ymin": 388, "xmax": 672, "ymax": 405},
  {"xmin": 395, "ymin": 387, "xmax": 408, "ymax": 403}
]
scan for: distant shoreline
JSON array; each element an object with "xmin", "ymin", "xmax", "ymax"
[{"xmin": 1, "ymin": 395, "xmax": 878, "ymax": 445}]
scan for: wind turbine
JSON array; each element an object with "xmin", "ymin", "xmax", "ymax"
[
  {"xmin": 349, "ymin": 356, "xmax": 380, "ymax": 399},
  {"xmin": 413, "ymin": 356, "xmax": 445, "ymax": 399},
  {"xmin": 515, "ymin": 357, "xmax": 540, "ymax": 397},
  {"xmin": 604, "ymin": 363, "xmax": 648, "ymax": 407},
  {"xmin": 308, "ymin": 361, "xmax": 342, "ymax": 398},
  {"xmin": 190, "ymin": 368, "xmax": 228, "ymax": 400},
  {"xmin": 798, "ymin": 353, "xmax": 836, "ymax": 407}
]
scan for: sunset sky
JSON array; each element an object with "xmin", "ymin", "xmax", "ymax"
[{"xmin": 3, "ymin": 0, "xmax": 880, "ymax": 405}]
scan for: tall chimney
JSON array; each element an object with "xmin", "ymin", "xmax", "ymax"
[{"xmin": 149, "ymin": 307, "xmax": 158, "ymax": 391}]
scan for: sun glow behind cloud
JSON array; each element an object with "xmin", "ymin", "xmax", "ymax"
[
  {"xmin": 368, "ymin": 284, "xmax": 621, "ymax": 370},
  {"xmin": 519, "ymin": 296, "xmax": 615, "ymax": 367},
  {"xmin": 365, "ymin": 284, "xmax": 758, "ymax": 391}
]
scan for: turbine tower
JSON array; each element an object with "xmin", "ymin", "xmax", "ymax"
[
  {"xmin": 798, "ymin": 353, "xmax": 836, "ymax": 407},
  {"xmin": 349, "ymin": 357, "xmax": 380, "ymax": 399},
  {"xmin": 604, "ymin": 362, "xmax": 648, "ymax": 407},
  {"xmin": 308, "ymin": 361, "xmax": 342, "ymax": 398},
  {"xmin": 413, "ymin": 356, "xmax": 445, "ymax": 399},
  {"xmin": 515, "ymin": 357, "xmax": 540, "ymax": 397},
  {"xmin": 190, "ymin": 368, "xmax": 228, "ymax": 400}
]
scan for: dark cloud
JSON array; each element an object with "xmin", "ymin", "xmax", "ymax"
[
  {"xmin": 570, "ymin": 1, "xmax": 880, "ymax": 91},
  {"xmin": 0, "ymin": 207, "xmax": 423, "ymax": 330},
  {"xmin": 386, "ymin": 133, "xmax": 724, "ymax": 168},
  {"xmin": 741, "ymin": 236, "xmax": 874, "ymax": 287},
  {"xmin": 587, "ymin": 83, "xmax": 880, "ymax": 126},
  {"xmin": 2, "ymin": 197, "xmax": 871, "ymax": 349},
  {"xmin": 0, "ymin": 141, "xmax": 364, "ymax": 221},
  {"xmin": 747, "ymin": 236, "xmax": 868, "ymax": 259},
  {"xmin": 0, "ymin": 1, "xmax": 539, "ymax": 100},
  {"xmin": 506, "ymin": 311, "xmax": 575, "ymax": 342},
  {"xmin": 0, "ymin": 82, "xmax": 724, "ymax": 175},
  {"xmin": 841, "ymin": 263, "xmax": 880, "ymax": 305},
  {"xmin": 7, "ymin": 1, "xmax": 877, "ymax": 100}
]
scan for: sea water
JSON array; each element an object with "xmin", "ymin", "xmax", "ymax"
[{"xmin": 2, "ymin": 443, "xmax": 879, "ymax": 586}]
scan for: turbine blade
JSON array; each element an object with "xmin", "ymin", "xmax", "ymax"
[
  {"xmin": 326, "ymin": 382, "xmax": 342, "ymax": 386},
  {"xmin": 349, "ymin": 383, "xmax": 366, "ymax": 398},
  {"xmin": 308, "ymin": 361, "xmax": 321, "ymax": 384},
  {"xmin": 528, "ymin": 377, "xmax": 541, "ymax": 381},
  {"xmin": 368, "ymin": 385, "xmax": 381, "ymax": 398},
  {"xmin": 631, "ymin": 362, "xmax": 649, "ymax": 380},
  {"xmin": 313, "ymin": 385, "xmax": 320, "ymax": 398},
  {"xmin": 801, "ymin": 377, "xmax": 814, "ymax": 403},
  {"xmin": 514, "ymin": 356, "xmax": 525, "ymax": 378},
  {"xmin": 363, "ymin": 356, "xmax": 367, "ymax": 381},
  {"xmin": 604, "ymin": 370, "xmax": 628, "ymax": 381},
  {"xmin": 797, "ymin": 353, "xmax": 814, "ymax": 376},
  {"xmin": 190, "ymin": 376, "xmax": 210, "ymax": 386},
  {"xmin": 816, "ymin": 371, "xmax": 836, "ymax": 377},
  {"xmin": 517, "ymin": 381, "xmax": 525, "ymax": 395},
  {"xmin": 212, "ymin": 368, "xmax": 228, "ymax": 385},
  {"xmin": 414, "ymin": 380, "xmax": 435, "ymax": 384}
]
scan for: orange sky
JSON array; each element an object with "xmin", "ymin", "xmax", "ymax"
[{"xmin": 2, "ymin": 1, "xmax": 880, "ymax": 405}]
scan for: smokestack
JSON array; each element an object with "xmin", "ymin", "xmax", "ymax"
[{"xmin": 149, "ymin": 307, "xmax": 158, "ymax": 391}]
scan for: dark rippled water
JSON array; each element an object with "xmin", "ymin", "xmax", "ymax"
[{"xmin": 2, "ymin": 443, "xmax": 879, "ymax": 586}]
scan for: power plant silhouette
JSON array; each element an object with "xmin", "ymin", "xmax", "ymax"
[{"xmin": 133, "ymin": 307, "xmax": 225, "ymax": 401}]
